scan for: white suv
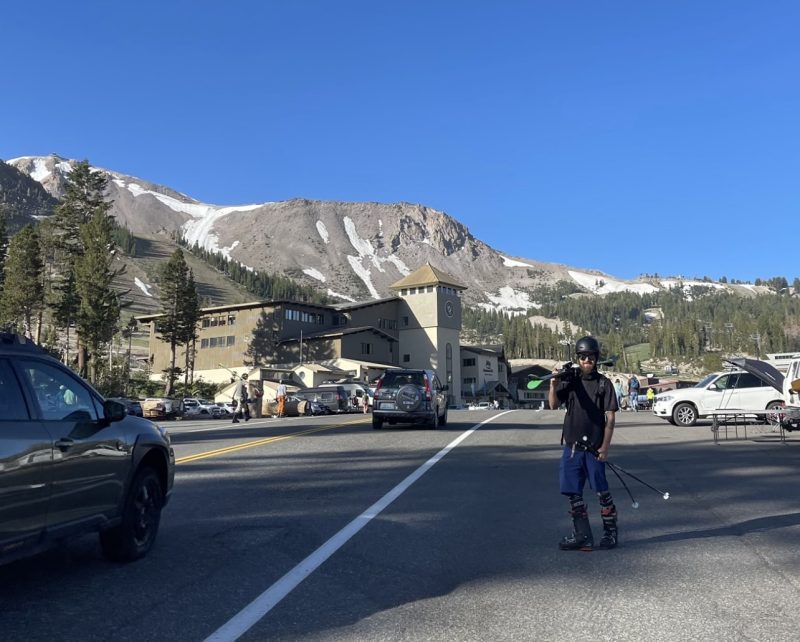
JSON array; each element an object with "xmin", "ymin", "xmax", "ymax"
[{"xmin": 653, "ymin": 370, "xmax": 785, "ymax": 426}]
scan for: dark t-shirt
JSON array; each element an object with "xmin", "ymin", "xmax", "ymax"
[{"xmin": 555, "ymin": 372, "xmax": 618, "ymax": 449}]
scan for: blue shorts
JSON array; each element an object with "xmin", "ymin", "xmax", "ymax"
[{"xmin": 559, "ymin": 447, "xmax": 609, "ymax": 495}]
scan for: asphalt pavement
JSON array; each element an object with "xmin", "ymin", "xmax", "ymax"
[{"xmin": 2, "ymin": 409, "xmax": 800, "ymax": 641}]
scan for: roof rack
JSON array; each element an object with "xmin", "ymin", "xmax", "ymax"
[{"xmin": 0, "ymin": 332, "xmax": 45, "ymax": 352}]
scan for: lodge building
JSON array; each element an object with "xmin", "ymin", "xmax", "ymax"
[{"xmin": 137, "ymin": 264, "xmax": 511, "ymax": 406}]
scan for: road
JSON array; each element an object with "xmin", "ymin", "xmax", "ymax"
[{"xmin": 2, "ymin": 410, "xmax": 800, "ymax": 641}]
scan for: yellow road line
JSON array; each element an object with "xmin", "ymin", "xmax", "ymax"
[{"xmin": 176, "ymin": 418, "xmax": 368, "ymax": 464}]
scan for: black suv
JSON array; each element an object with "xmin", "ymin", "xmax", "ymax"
[
  {"xmin": 0, "ymin": 333, "xmax": 175, "ymax": 565},
  {"xmin": 371, "ymin": 369, "xmax": 449, "ymax": 429}
]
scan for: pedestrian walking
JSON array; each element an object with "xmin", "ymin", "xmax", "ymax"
[
  {"xmin": 613, "ymin": 378, "xmax": 624, "ymax": 409},
  {"xmin": 548, "ymin": 336, "xmax": 620, "ymax": 551},
  {"xmin": 232, "ymin": 373, "xmax": 250, "ymax": 423},
  {"xmin": 628, "ymin": 375, "xmax": 640, "ymax": 412},
  {"xmin": 646, "ymin": 387, "xmax": 655, "ymax": 408},
  {"xmin": 276, "ymin": 380, "xmax": 287, "ymax": 417}
]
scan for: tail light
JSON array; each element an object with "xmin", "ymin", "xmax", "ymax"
[
  {"xmin": 423, "ymin": 374, "xmax": 432, "ymax": 401},
  {"xmin": 374, "ymin": 378, "xmax": 383, "ymax": 398}
]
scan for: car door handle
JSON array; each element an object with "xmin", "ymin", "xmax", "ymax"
[{"xmin": 55, "ymin": 438, "xmax": 75, "ymax": 451}]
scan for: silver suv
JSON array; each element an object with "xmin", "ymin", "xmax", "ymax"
[{"xmin": 371, "ymin": 369, "xmax": 449, "ymax": 429}]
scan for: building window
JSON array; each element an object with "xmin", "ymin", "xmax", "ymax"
[
  {"xmin": 228, "ymin": 314, "xmax": 236, "ymax": 325},
  {"xmin": 427, "ymin": 286, "xmax": 433, "ymax": 292},
  {"xmin": 202, "ymin": 318, "xmax": 210, "ymax": 328},
  {"xmin": 403, "ymin": 354, "xmax": 410, "ymax": 363},
  {"xmin": 463, "ymin": 377, "xmax": 477, "ymax": 384},
  {"xmin": 463, "ymin": 358, "xmax": 476, "ymax": 367},
  {"xmin": 446, "ymin": 343, "xmax": 453, "ymax": 387},
  {"xmin": 200, "ymin": 338, "xmax": 209, "ymax": 348},
  {"xmin": 227, "ymin": 336, "xmax": 235, "ymax": 346},
  {"xmin": 361, "ymin": 342, "xmax": 372, "ymax": 355},
  {"xmin": 401, "ymin": 288, "xmax": 407, "ymax": 296},
  {"xmin": 402, "ymin": 316, "xmax": 409, "ymax": 326}
]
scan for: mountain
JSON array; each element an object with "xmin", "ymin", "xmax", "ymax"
[
  {"xmin": 5, "ymin": 154, "xmax": 774, "ymax": 310},
  {"xmin": 0, "ymin": 159, "xmax": 58, "ymax": 230}
]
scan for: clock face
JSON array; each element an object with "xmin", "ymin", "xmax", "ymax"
[{"xmin": 445, "ymin": 301, "xmax": 454, "ymax": 317}]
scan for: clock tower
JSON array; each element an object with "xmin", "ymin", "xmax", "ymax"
[{"xmin": 390, "ymin": 263, "xmax": 466, "ymax": 406}]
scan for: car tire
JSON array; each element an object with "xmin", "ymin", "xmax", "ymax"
[
  {"xmin": 372, "ymin": 416, "xmax": 384, "ymax": 430},
  {"xmin": 430, "ymin": 410, "xmax": 439, "ymax": 430},
  {"xmin": 672, "ymin": 403, "xmax": 698, "ymax": 427},
  {"xmin": 765, "ymin": 400, "xmax": 785, "ymax": 425},
  {"xmin": 100, "ymin": 467, "xmax": 164, "ymax": 563},
  {"xmin": 439, "ymin": 408, "xmax": 448, "ymax": 427}
]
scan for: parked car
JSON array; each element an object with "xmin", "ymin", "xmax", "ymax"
[
  {"xmin": 319, "ymin": 382, "xmax": 369, "ymax": 412},
  {"xmin": 371, "ymin": 369, "xmax": 448, "ymax": 429},
  {"xmin": 143, "ymin": 397, "xmax": 184, "ymax": 420},
  {"xmin": 107, "ymin": 397, "xmax": 144, "ymax": 417},
  {"xmin": 0, "ymin": 332, "xmax": 175, "ymax": 565},
  {"xmin": 652, "ymin": 369, "xmax": 785, "ymax": 426},
  {"xmin": 183, "ymin": 397, "xmax": 224, "ymax": 418},
  {"xmin": 468, "ymin": 401, "xmax": 492, "ymax": 410},
  {"xmin": 294, "ymin": 386, "xmax": 350, "ymax": 413},
  {"xmin": 266, "ymin": 394, "xmax": 329, "ymax": 417}
]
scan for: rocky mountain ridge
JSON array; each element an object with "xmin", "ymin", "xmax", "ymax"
[{"xmin": 5, "ymin": 154, "xmax": 774, "ymax": 310}]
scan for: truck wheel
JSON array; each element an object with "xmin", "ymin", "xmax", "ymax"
[
  {"xmin": 372, "ymin": 416, "xmax": 384, "ymax": 430},
  {"xmin": 100, "ymin": 467, "xmax": 164, "ymax": 562},
  {"xmin": 672, "ymin": 403, "xmax": 698, "ymax": 427}
]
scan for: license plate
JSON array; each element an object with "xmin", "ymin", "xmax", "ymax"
[{"xmin": 380, "ymin": 401, "xmax": 395, "ymax": 410}]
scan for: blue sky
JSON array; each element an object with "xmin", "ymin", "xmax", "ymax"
[{"xmin": 2, "ymin": 1, "xmax": 797, "ymax": 283}]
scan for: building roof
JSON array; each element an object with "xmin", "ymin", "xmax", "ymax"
[
  {"xmin": 332, "ymin": 296, "xmax": 400, "ymax": 311},
  {"xmin": 135, "ymin": 298, "xmax": 332, "ymax": 322},
  {"xmin": 389, "ymin": 263, "xmax": 467, "ymax": 291},
  {"xmin": 278, "ymin": 325, "xmax": 398, "ymax": 343},
  {"xmin": 461, "ymin": 344, "xmax": 505, "ymax": 357}
]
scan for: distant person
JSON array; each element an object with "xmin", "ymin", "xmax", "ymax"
[
  {"xmin": 613, "ymin": 379, "xmax": 624, "ymax": 409},
  {"xmin": 362, "ymin": 391, "xmax": 369, "ymax": 414},
  {"xmin": 628, "ymin": 376, "xmax": 640, "ymax": 412},
  {"xmin": 493, "ymin": 398, "xmax": 499, "ymax": 410},
  {"xmin": 276, "ymin": 380, "xmax": 287, "ymax": 418},
  {"xmin": 646, "ymin": 387, "xmax": 655, "ymax": 407},
  {"xmin": 232, "ymin": 374, "xmax": 250, "ymax": 423}
]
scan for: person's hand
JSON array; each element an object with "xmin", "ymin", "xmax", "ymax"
[{"xmin": 597, "ymin": 449, "xmax": 609, "ymax": 461}]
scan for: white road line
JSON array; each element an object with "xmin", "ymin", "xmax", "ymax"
[{"xmin": 203, "ymin": 410, "xmax": 515, "ymax": 642}]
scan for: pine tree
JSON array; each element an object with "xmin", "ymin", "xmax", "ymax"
[
  {"xmin": 0, "ymin": 208, "xmax": 8, "ymax": 294},
  {"xmin": 0, "ymin": 225, "xmax": 44, "ymax": 337},
  {"xmin": 74, "ymin": 211, "xmax": 123, "ymax": 382},
  {"xmin": 157, "ymin": 250, "xmax": 194, "ymax": 396},
  {"xmin": 180, "ymin": 269, "xmax": 201, "ymax": 394},
  {"xmin": 50, "ymin": 160, "xmax": 114, "ymax": 373}
]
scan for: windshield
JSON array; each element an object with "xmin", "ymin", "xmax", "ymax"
[{"xmin": 695, "ymin": 374, "xmax": 718, "ymax": 388}]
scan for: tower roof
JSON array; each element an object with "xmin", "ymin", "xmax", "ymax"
[{"xmin": 390, "ymin": 263, "xmax": 467, "ymax": 291}]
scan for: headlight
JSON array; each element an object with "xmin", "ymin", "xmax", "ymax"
[{"xmin": 656, "ymin": 395, "xmax": 674, "ymax": 403}]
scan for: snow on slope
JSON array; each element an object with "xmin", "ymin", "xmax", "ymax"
[
  {"xmin": 342, "ymin": 216, "xmax": 410, "ymax": 299},
  {"xmin": 569, "ymin": 270, "xmax": 659, "ymax": 295},
  {"xmin": 134, "ymin": 278, "xmax": 153, "ymax": 297}
]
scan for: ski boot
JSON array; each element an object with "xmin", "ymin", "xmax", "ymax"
[
  {"xmin": 559, "ymin": 495, "xmax": 594, "ymax": 551},
  {"xmin": 597, "ymin": 491, "xmax": 618, "ymax": 550}
]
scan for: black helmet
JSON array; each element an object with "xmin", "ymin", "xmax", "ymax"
[{"xmin": 575, "ymin": 336, "xmax": 600, "ymax": 356}]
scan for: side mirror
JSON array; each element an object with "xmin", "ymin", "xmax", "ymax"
[{"xmin": 104, "ymin": 399, "xmax": 127, "ymax": 424}]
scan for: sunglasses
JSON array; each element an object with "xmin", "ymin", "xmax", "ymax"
[{"xmin": 577, "ymin": 353, "xmax": 597, "ymax": 361}]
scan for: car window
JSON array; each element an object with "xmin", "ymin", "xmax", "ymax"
[
  {"xmin": 19, "ymin": 360, "xmax": 99, "ymax": 422},
  {"xmin": 0, "ymin": 359, "xmax": 30, "ymax": 421},
  {"xmin": 712, "ymin": 374, "xmax": 737, "ymax": 390},
  {"xmin": 384, "ymin": 372, "xmax": 424, "ymax": 386},
  {"xmin": 737, "ymin": 373, "xmax": 765, "ymax": 388}
]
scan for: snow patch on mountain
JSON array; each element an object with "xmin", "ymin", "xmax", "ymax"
[
  {"xmin": 316, "ymin": 221, "xmax": 329, "ymax": 244},
  {"xmin": 112, "ymin": 178, "xmax": 262, "ymax": 258},
  {"xmin": 327, "ymin": 289, "xmax": 356, "ymax": 302},
  {"xmin": 342, "ymin": 216, "xmax": 410, "ymax": 299},
  {"xmin": 134, "ymin": 278, "xmax": 153, "ymax": 297},
  {"xmin": 570, "ymin": 270, "xmax": 659, "ymax": 295},
  {"xmin": 477, "ymin": 286, "xmax": 539, "ymax": 313},
  {"xmin": 660, "ymin": 278, "xmax": 725, "ymax": 291},
  {"xmin": 303, "ymin": 268, "xmax": 326, "ymax": 282},
  {"xmin": 501, "ymin": 256, "xmax": 530, "ymax": 268},
  {"xmin": 31, "ymin": 159, "xmax": 51, "ymax": 182}
]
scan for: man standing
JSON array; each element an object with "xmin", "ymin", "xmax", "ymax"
[
  {"xmin": 549, "ymin": 336, "xmax": 619, "ymax": 551},
  {"xmin": 276, "ymin": 380, "xmax": 287, "ymax": 418},
  {"xmin": 628, "ymin": 375, "xmax": 640, "ymax": 412},
  {"xmin": 232, "ymin": 373, "xmax": 250, "ymax": 423}
]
